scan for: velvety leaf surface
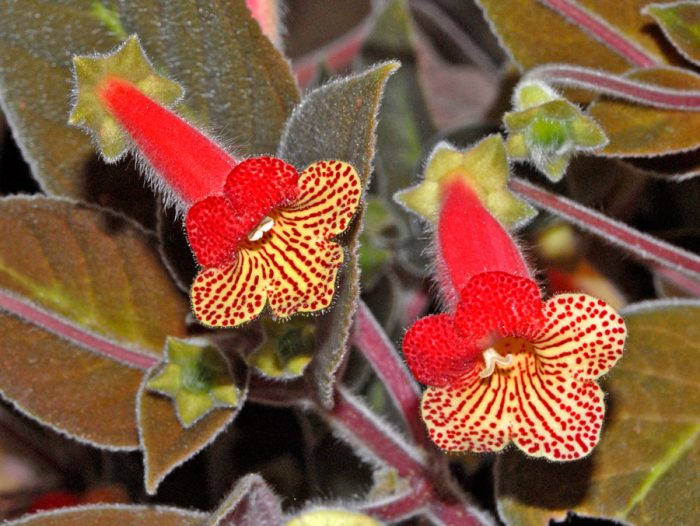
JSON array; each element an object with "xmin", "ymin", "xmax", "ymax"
[
  {"xmin": 138, "ymin": 349, "xmax": 249, "ymax": 494},
  {"xmin": 0, "ymin": 0, "xmax": 298, "ymax": 201},
  {"xmin": 475, "ymin": 0, "xmax": 664, "ymax": 72},
  {"xmin": 589, "ymin": 67, "xmax": 700, "ymax": 156},
  {"xmin": 0, "ymin": 197, "xmax": 188, "ymax": 449},
  {"xmin": 204, "ymin": 473, "xmax": 283, "ymax": 526},
  {"xmin": 496, "ymin": 301, "xmax": 700, "ymax": 525},
  {"xmin": 359, "ymin": 0, "xmax": 434, "ymax": 274},
  {"xmin": 277, "ymin": 62, "xmax": 397, "ymax": 407},
  {"xmin": 645, "ymin": 1, "xmax": 700, "ymax": 67},
  {"xmin": 3, "ymin": 505, "xmax": 204, "ymax": 526}
]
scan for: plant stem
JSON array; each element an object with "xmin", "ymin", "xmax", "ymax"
[
  {"xmin": 353, "ymin": 301, "xmax": 424, "ymax": 442},
  {"xmin": 527, "ymin": 64, "xmax": 700, "ymax": 110},
  {"xmin": 510, "ymin": 177, "xmax": 700, "ymax": 280},
  {"xmin": 538, "ymin": 0, "xmax": 658, "ymax": 68}
]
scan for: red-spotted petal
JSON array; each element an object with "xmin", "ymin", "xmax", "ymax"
[
  {"xmin": 190, "ymin": 250, "xmax": 267, "ymax": 327},
  {"xmin": 256, "ymin": 212, "xmax": 344, "ymax": 317},
  {"xmin": 455, "ymin": 272, "xmax": 544, "ymax": 344},
  {"xmin": 420, "ymin": 347, "xmax": 606, "ymax": 460},
  {"xmin": 533, "ymin": 293, "xmax": 626, "ymax": 380},
  {"xmin": 421, "ymin": 367, "xmax": 511, "ymax": 453},
  {"xmin": 223, "ymin": 157, "xmax": 300, "ymax": 232},
  {"xmin": 509, "ymin": 354, "xmax": 605, "ymax": 460},
  {"xmin": 185, "ymin": 195, "xmax": 246, "ymax": 267},
  {"xmin": 403, "ymin": 314, "xmax": 480, "ymax": 387},
  {"xmin": 281, "ymin": 160, "xmax": 361, "ymax": 239}
]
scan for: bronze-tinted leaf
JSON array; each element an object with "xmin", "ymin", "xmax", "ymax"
[
  {"xmin": 0, "ymin": 0, "xmax": 298, "ymax": 200},
  {"xmin": 589, "ymin": 67, "xmax": 700, "ymax": 156},
  {"xmin": 475, "ymin": 0, "xmax": 665, "ymax": 72},
  {"xmin": 645, "ymin": 2, "xmax": 700, "ymax": 67},
  {"xmin": 3, "ymin": 505, "xmax": 204, "ymax": 526},
  {"xmin": 277, "ymin": 62, "xmax": 398, "ymax": 407},
  {"xmin": 0, "ymin": 196, "xmax": 188, "ymax": 449},
  {"xmin": 138, "ymin": 347, "xmax": 249, "ymax": 494},
  {"xmin": 204, "ymin": 473, "xmax": 283, "ymax": 526},
  {"xmin": 496, "ymin": 301, "xmax": 700, "ymax": 525}
]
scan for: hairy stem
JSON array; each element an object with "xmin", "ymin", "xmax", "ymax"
[
  {"xmin": 353, "ymin": 301, "xmax": 424, "ymax": 442},
  {"xmin": 527, "ymin": 64, "xmax": 700, "ymax": 110},
  {"xmin": 511, "ymin": 177, "xmax": 700, "ymax": 280},
  {"xmin": 538, "ymin": 0, "xmax": 658, "ymax": 67}
]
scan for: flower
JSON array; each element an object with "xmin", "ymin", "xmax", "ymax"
[
  {"xmin": 187, "ymin": 156, "xmax": 361, "ymax": 327},
  {"xmin": 400, "ymin": 161, "xmax": 626, "ymax": 460},
  {"xmin": 403, "ymin": 271, "xmax": 626, "ymax": 460},
  {"xmin": 69, "ymin": 37, "xmax": 361, "ymax": 328}
]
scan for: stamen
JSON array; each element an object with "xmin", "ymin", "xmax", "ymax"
[
  {"xmin": 479, "ymin": 347, "xmax": 514, "ymax": 378},
  {"xmin": 248, "ymin": 216, "xmax": 275, "ymax": 241}
]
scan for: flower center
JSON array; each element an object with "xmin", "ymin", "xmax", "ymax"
[
  {"xmin": 479, "ymin": 348, "xmax": 514, "ymax": 378},
  {"xmin": 478, "ymin": 337, "xmax": 532, "ymax": 378},
  {"xmin": 247, "ymin": 216, "xmax": 275, "ymax": 241}
]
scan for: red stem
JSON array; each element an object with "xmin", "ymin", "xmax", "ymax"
[
  {"xmin": 358, "ymin": 480, "xmax": 431, "ymax": 522},
  {"xmin": 538, "ymin": 0, "xmax": 658, "ymax": 68},
  {"xmin": 328, "ymin": 387, "xmax": 426, "ymax": 479},
  {"xmin": 527, "ymin": 64, "xmax": 700, "ymax": 110},
  {"xmin": 510, "ymin": 177, "xmax": 700, "ymax": 280},
  {"xmin": 0, "ymin": 290, "xmax": 158, "ymax": 370},
  {"xmin": 353, "ymin": 301, "xmax": 424, "ymax": 442}
]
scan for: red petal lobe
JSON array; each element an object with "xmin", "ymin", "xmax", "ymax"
[{"xmin": 186, "ymin": 196, "xmax": 247, "ymax": 267}]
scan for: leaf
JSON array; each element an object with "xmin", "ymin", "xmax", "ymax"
[
  {"xmin": 589, "ymin": 67, "xmax": 700, "ymax": 156},
  {"xmin": 474, "ymin": 0, "xmax": 665, "ymax": 72},
  {"xmin": 358, "ymin": 0, "xmax": 434, "ymax": 274},
  {"xmin": 2, "ymin": 504, "xmax": 205, "ymax": 526},
  {"xmin": 138, "ymin": 344, "xmax": 249, "ymax": 494},
  {"xmin": 0, "ymin": 0, "xmax": 298, "ymax": 201},
  {"xmin": 645, "ymin": 1, "xmax": 700, "ymax": 67},
  {"xmin": 496, "ymin": 300, "xmax": 700, "ymax": 525},
  {"xmin": 277, "ymin": 62, "xmax": 398, "ymax": 407},
  {"xmin": 0, "ymin": 196, "xmax": 188, "ymax": 449},
  {"xmin": 204, "ymin": 473, "xmax": 283, "ymax": 526}
]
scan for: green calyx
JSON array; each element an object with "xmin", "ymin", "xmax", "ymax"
[
  {"xmin": 504, "ymin": 81, "xmax": 607, "ymax": 182},
  {"xmin": 395, "ymin": 135, "xmax": 537, "ymax": 229},
  {"xmin": 250, "ymin": 319, "xmax": 315, "ymax": 379},
  {"xmin": 147, "ymin": 338, "xmax": 239, "ymax": 427},
  {"xmin": 68, "ymin": 35, "xmax": 183, "ymax": 161}
]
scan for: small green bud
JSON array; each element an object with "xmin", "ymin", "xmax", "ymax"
[
  {"xmin": 250, "ymin": 319, "xmax": 315, "ymax": 379},
  {"xmin": 504, "ymin": 81, "xmax": 608, "ymax": 182}
]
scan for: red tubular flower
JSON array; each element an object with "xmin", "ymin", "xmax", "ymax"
[
  {"xmin": 69, "ymin": 38, "xmax": 361, "ymax": 328},
  {"xmin": 403, "ymin": 178, "xmax": 626, "ymax": 460}
]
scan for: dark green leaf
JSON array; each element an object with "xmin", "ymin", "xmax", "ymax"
[
  {"xmin": 3, "ymin": 505, "xmax": 205, "ymax": 526},
  {"xmin": 278, "ymin": 62, "xmax": 398, "ymax": 407}
]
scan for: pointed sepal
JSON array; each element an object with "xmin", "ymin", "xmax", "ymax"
[
  {"xmin": 68, "ymin": 35, "xmax": 183, "ymax": 161},
  {"xmin": 147, "ymin": 337, "xmax": 240, "ymax": 428}
]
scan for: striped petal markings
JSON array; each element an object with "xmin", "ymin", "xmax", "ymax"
[
  {"xmin": 190, "ymin": 248, "xmax": 268, "ymax": 328},
  {"xmin": 189, "ymin": 159, "xmax": 361, "ymax": 328},
  {"xmin": 416, "ymin": 288, "xmax": 626, "ymax": 460}
]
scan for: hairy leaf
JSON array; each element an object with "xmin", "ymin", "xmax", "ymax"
[
  {"xmin": 0, "ymin": 197, "xmax": 187, "ymax": 449},
  {"xmin": 277, "ymin": 62, "xmax": 398, "ymax": 407},
  {"xmin": 496, "ymin": 301, "xmax": 700, "ymax": 525},
  {"xmin": 359, "ymin": 0, "xmax": 434, "ymax": 274},
  {"xmin": 589, "ymin": 67, "xmax": 700, "ymax": 156},
  {"xmin": 204, "ymin": 473, "xmax": 283, "ymax": 526},
  {"xmin": 475, "ymin": 0, "xmax": 665, "ymax": 72},
  {"xmin": 0, "ymin": 0, "xmax": 298, "ymax": 202},
  {"xmin": 139, "ymin": 345, "xmax": 249, "ymax": 494},
  {"xmin": 3, "ymin": 505, "xmax": 204, "ymax": 526},
  {"xmin": 645, "ymin": 2, "xmax": 700, "ymax": 67}
]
